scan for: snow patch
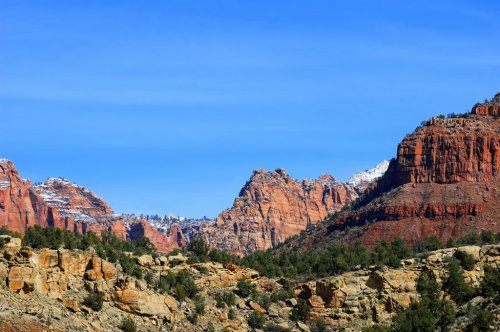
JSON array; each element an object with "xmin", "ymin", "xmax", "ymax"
[{"xmin": 348, "ymin": 160, "xmax": 390, "ymax": 189}]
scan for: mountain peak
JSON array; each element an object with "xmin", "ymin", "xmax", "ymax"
[{"xmin": 347, "ymin": 160, "xmax": 390, "ymax": 192}]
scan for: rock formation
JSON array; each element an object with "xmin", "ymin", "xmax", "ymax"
[
  {"xmin": 295, "ymin": 98, "xmax": 500, "ymax": 250},
  {"xmin": 0, "ymin": 234, "xmax": 497, "ymax": 331},
  {"xmin": 347, "ymin": 160, "xmax": 390, "ymax": 193},
  {"xmin": 129, "ymin": 219, "xmax": 186, "ymax": 253},
  {"xmin": 0, "ymin": 160, "xmax": 182, "ymax": 252},
  {"xmin": 202, "ymin": 169, "xmax": 359, "ymax": 255}
]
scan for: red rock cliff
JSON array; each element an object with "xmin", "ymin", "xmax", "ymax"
[
  {"xmin": 202, "ymin": 169, "xmax": 358, "ymax": 255},
  {"xmin": 129, "ymin": 220, "xmax": 186, "ymax": 252},
  {"xmin": 318, "ymin": 101, "xmax": 500, "ymax": 249}
]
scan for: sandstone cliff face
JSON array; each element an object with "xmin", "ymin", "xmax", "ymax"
[
  {"xmin": 202, "ymin": 169, "xmax": 358, "ymax": 255},
  {"xmin": 0, "ymin": 160, "xmax": 181, "ymax": 252},
  {"xmin": 0, "ymin": 234, "xmax": 497, "ymax": 331},
  {"xmin": 315, "ymin": 102, "xmax": 500, "ymax": 249},
  {"xmin": 0, "ymin": 159, "xmax": 49, "ymax": 233},
  {"xmin": 129, "ymin": 220, "xmax": 186, "ymax": 253}
]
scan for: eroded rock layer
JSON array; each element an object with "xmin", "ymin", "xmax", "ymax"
[{"xmin": 202, "ymin": 169, "xmax": 358, "ymax": 255}]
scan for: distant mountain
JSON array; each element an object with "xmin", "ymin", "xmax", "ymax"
[{"xmin": 0, "ymin": 161, "xmax": 184, "ymax": 252}]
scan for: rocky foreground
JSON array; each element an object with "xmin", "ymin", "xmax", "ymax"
[{"xmin": 0, "ymin": 234, "xmax": 497, "ymax": 331}]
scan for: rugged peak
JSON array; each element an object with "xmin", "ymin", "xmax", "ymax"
[
  {"xmin": 202, "ymin": 169, "xmax": 358, "ymax": 255},
  {"xmin": 0, "ymin": 158, "xmax": 13, "ymax": 167},
  {"xmin": 471, "ymin": 92, "xmax": 500, "ymax": 116},
  {"xmin": 348, "ymin": 160, "xmax": 390, "ymax": 192}
]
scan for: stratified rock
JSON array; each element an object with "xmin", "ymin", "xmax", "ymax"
[
  {"xmin": 202, "ymin": 169, "xmax": 358, "ymax": 255},
  {"xmin": 129, "ymin": 219, "xmax": 186, "ymax": 253}
]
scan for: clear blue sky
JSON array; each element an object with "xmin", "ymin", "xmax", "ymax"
[{"xmin": 1, "ymin": 1, "xmax": 499, "ymax": 218}]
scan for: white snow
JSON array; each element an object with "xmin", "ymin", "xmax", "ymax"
[
  {"xmin": 348, "ymin": 160, "xmax": 390, "ymax": 189},
  {"xmin": 0, "ymin": 158, "xmax": 12, "ymax": 166},
  {"xmin": 0, "ymin": 180, "xmax": 11, "ymax": 190}
]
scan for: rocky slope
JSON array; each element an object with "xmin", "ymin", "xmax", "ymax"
[
  {"xmin": 0, "ymin": 234, "xmax": 497, "ymax": 331},
  {"xmin": 201, "ymin": 169, "xmax": 359, "ymax": 255},
  {"xmin": 291, "ymin": 99, "xmax": 500, "ymax": 250},
  {"xmin": 0, "ymin": 160, "xmax": 184, "ymax": 252}
]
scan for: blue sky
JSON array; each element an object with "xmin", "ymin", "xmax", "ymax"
[{"xmin": 1, "ymin": 0, "xmax": 499, "ymax": 217}]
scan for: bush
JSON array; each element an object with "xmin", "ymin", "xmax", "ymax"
[
  {"xmin": 442, "ymin": 259, "xmax": 474, "ymax": 304},
  {"xmin": 228, "ymin": 308, "xmax": 236, "ymax": 320},
  {"xmin": 144, "ymin": 271, "xmax": 155, "ymax": 287},
  {"xmin": 187, "ymin": 237, "xmax": 209, "ymax": 259},
  {"xmin": 194, "ymin": 295, "xmax": 205, "ymax": 314},
  {"xmin": 236, "ymin": 279, "xmax": 257, "ymax": 298},
  {"xmin": 478, "ymin": 265, "xmax": 500, "ymax": 298},
  {"xmin": 248, "ymin": 311, "xmax": 265, "ymax": 329},
  {"xmin": 264, "ymin": 323, "xmax": 291, "ymax": 332},
  {"xmin": 466, "ymin": 305, "xmax": 494, "ymax": 332},
  {"xmin": 362, "ymin": 325, "xmax": 391, "ymax": 332},
  {"xmin": 392, "ymin": 300, "xmax": 437, "ymax": 332},
  {"xmin": 311, "ymin": 319, "xmax": 326, "ymax": 332},
  {"xmin": 82, "ymin": 293, "xmax": 103, "ymax": 311},
  {"xmin": 453, "ymin": 251, "xmax": 475, "ymax": 271},
  {"xmin": 156, "ymin": 270, "xmax": 198, "ymax": 301},
  {"xmin": 119, "ymin": 317, "xmax": 137, "ymax": 332},
  {"xmin": 290, "ymin": 298, "xmax": 310, "ymax": 322}
]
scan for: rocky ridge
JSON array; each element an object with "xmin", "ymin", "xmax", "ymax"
[
  {"xmin": 0, "ymin": 160, "xmax": 184, "ymax": 252},
  {"xmin": 201, "ymin": 169, "xmax": 359, "ymax": 255},
  {"xmin": 290, "ymin": 99, "xmax": 500, "ymax": 251},
  {"xmin": 0, "ymin": 234, "xmax": 497, "ymax": 331}
]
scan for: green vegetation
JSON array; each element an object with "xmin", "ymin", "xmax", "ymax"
[
  {"xmin": 214, "ymin": 291, "xmax": 236, "ymax": 308},
  {"xmin": 239, "ymin": 231, "xmax": 499, "ymax": 280},
  {"xmin": 194, "ymin": 295, "xmax": 205, "ymax": 314},
  {"xmin": 236, "ymin": 279, "xmax": 257, "ymax": 298},
  {"xmin": 290, "ymin": 298, "xmax": 311, "ymax": 322},
  {"xmin": 247, "ymin": 311, "xmax": 266, "ymax": 329},
  {"xmin": 155, "ymin": 269, "xmax": 198, "ymax": 301},
  {"xmin": 119, "ymin": 317, "xmax": 137, "ymax": 332},
  {"xmin": 264, "ymin": 323, "xmax": 291, "ymax": 332},
  {"xmin": 82, "ymin": 293, "xmax": 104, "ymax": 311},
  {"xmin": 368, "ymin": 256, "xmax": 499, "ymax": 332}
]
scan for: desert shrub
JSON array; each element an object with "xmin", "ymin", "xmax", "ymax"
[
  {"xmin": 362, "ymin": 325, "xmax": 391, "ymax": 332},
  {"xmin": 236, "ymin": 279, "xmax": 257, "ymax": 298},
  {"xmin": 247, "ymin": 311, "xmax": 265, "ymax": 329},
  {"xmin": 187, "ymin": 312, "xmax": 198, "ymax": 324},
  {"xmin": 453, "ymin": 251, "xmax": 475, "ymax": 271},
  {"xmin": 228, "ymin": 308, "xmax": 236, "ymax": 320},
  {"xmin": 290, "ymin": 298, "xmax": 310, "ymax": 322},
  {"xmin": 82, "ymin": 293, "xmax": 103, "ymax": 311},
  {"xmin": 442, "ymin": 259, "xmax": 474, "ymax": 304},
  {"xmin": 206, "ymin": 322, "xmax": 215, "ymax": 332},
  {"xmin": 478, "ymin": 265, "xmax": 500, "ymax": 298},
  {"xmin": 392, "ymin": 300, "xmax": 437, "ymax": 332},
  {"xmin": 194, "ymin": 295, "xmax": 205, "ymax": 314},
  {"xmin": 466, "ymin": 305, "xmax": 494, "ymax": 332},
  {"xmin": 264, "ymin": 323, "xmax": 291, "ymax": 332},
  {"xmin": 187, "ymin": 237, "xmax": 209, "ymax": 261},
  {"xmin": 156, "ymin": 269, "xmax": 198, "ymax": 301},
  {"xmin": 310, "ymin": 319, "xmax": 326, "ymax": 332},
  {"xmin": 119, "ymin": 317, "xmax": 137, "ymax": 332},
  {"xmin": 144, "ymin": 271, "xmax": 155, "ymax": 287}
]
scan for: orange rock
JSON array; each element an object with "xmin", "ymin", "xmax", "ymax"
[{"xmin": 202, "ymin": 169, "xmax": 358, "ymax": 255}]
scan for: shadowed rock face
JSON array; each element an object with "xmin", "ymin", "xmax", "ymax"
[
  {"xmin": 292, "ymin": 102, "xmax": 500, "ymax": 250},
  {"xmin": 129, "ymin": 220, "xmax": 186, "ymax": 253},
  {"xmin": 201, "ymin": 169, "xmax": 359, "ymax": 255}
]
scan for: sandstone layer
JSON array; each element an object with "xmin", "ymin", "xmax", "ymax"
[{"xmin": 202, "ymin": 169, "xmax": 358, "ymax": 255}]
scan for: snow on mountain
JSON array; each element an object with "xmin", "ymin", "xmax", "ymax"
[{"xmin": 348, "ymin": 160, "xmax": 390, "ymax": 191}]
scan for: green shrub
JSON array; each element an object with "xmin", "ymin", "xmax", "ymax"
[
  {"xmin": 442, "ymin": 259, "xmax": 474, "ymax": 304},
  {"xmin": 453, "ymin": 251, "xmax": 475, "ymax": 271},
  {"xmin": 119, "ymin": 316, "xmax": 137, "ymax": 332},
  {"xmin": 156, "ymin": 270, "xmax": 198, "ymax": 301},
  {"xmin": 206, "ymin": 322, "xmax": 215, "ymax": 332},
  {"xmin": 228, "ymin": 308, "xmax": 236, "ymax": 320},
  {"xmin": 214, "ymin": 293, "xmax": 226, "ymax": 308},
  {"xmin": 247, "ymin": 311, "xmax": 265, "ymax": 329},
  {"xmin": 194, "ymin": 295, "xmax": 205, "ymax": 314},
  {"xmin": 478, "ymin": 265, "xmax": 500, "ymax": 298},
  {"xmin": 264, "ymin": 323, "xmax": 291, "ymax": 332},
  {"xmin": 187, "ymin": 237, "xmax": 209, "ymax": 259},
  {"xmin": 82, "ymin": 293, "xmax": 103, "ymax": 311},
  {"xmin": 466, "ymin": 305, "xmax": 494, "ymax": 332},
  {"xmin": 392, "ymin": 300, "xmax": 437, "ymax": 332},
  {"xmin": 144, "ymin": 271, "xmax": 155, "ymax": 287},
  {"xmin": 362, "ymin": 325, "xmax": 391, "ymax": 332},
  {"xmin": 236, "ymin": 279, "xmax": 257, "ymax": 298},
  {"xmin": 290, "ymin": 298, "xmax": 310, "ymax": 322},
  {"xmin": 311, "ymin": 319, "xmax": 326, "ymax": 332}
]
